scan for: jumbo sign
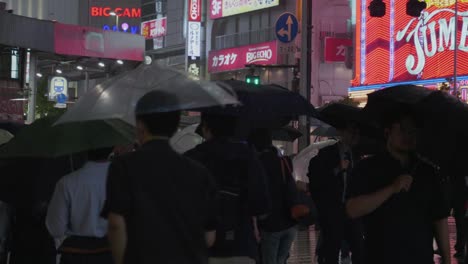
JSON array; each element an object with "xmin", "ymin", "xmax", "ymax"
[{"xmin": 352, "ymin": 0, "xmax": 468, "ymax": 87}]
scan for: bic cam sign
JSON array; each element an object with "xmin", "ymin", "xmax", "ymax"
[{"xmin": 90, "ymin": 7, "xmax": 141, "ymax": 18}]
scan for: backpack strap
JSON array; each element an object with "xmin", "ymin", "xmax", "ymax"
[{"xmin": 280, "ymin": 156, "xmax": 293, "ymax": 182}]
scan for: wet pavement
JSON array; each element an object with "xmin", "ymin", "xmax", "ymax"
[{"xmin": 288, "ymin": 217, "xmax": 463, "ymax": 264}]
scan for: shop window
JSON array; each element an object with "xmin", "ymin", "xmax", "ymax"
[
  {"xmin": 0, "ymin": 47, "xmax": 20, "ymax": 80},
  {"xmin": 250, "ymin": 14, "xmax": 260, "ymax": 31},
  {"xmin": 11, "ymin": 49, "xmax": 19, "ymax": 79}
]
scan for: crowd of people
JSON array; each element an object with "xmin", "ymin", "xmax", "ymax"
[{"xmin": 0, "ymin": 89, "xmax": 464, "ymax": 264}]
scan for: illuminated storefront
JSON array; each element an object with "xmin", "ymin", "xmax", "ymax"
[{"xmin": 350, "ymin": 0, "xmax": 468, "ymax": 104}]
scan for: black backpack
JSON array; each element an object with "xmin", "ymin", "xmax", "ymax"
[{"xmin": 197, "ymin": 147, "xmax": 252, "ymax": 256}]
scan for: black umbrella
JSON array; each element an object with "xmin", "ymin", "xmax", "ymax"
[
  {"xmin": 316, "ymin": 103, "xmax": 380, "ymax": 139},
  {"xmin": 271, "ymin": 126, "xmax": 303, "ymax": 142},
  {"xmin": 317, "ymin": 103, "xmax": 363, "ymax": 129},
  {"xmin": 363, "ymin": 85, "xmax": 468, "ymax": 171},
  {"xmin": 0, "ymin": 121, "xmax": 25, "ymax": 135},
  {"xmin": 202, "ymin": 80, "xmax": 317, "ymax": 128}
]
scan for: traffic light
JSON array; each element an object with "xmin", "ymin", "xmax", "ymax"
[
  {"xmin": 368, "ymin": 0, "xmax": 386, "ymax": 17},
  {"xmin": 406, "ymin": 0, "xmax": 426, "ymax": 17},
  {"xmin": 245, "ymin": 75, "xmax": 261, "ymax": 85}
]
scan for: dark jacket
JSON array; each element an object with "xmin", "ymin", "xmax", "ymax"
[
  {"xmin": 307, "ymin": 143, "xmax": 346, "ymax": 214},
  {"xmin": 102, "ymin": 140, "xmax": 217, "ymax": 264},
  {"xmin": 257, "ymin": 147, "xmax": 296, "ymax": 232},
  {"xmin": 185, "ymin": 138, "xmax": 271, "ymax": 258}
]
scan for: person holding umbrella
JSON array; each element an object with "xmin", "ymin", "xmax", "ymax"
[
  {"xmin": 46, "ymin": 147, "xmax": 114, "ymax": 264},
  {"xmin": 307, "ymin": 103, "xmax": 365, "ymax": 264},
  {"xmin": 186, "ymin": 113, "xmax": 271, "ymax": 264},
  {"xmin": 248, "ymin": 128, "xmax": 300, "ymax": 264},
  {"xmin": 102, "ymin": 91, "xmax": 217, "ymax": 264},
  {"xmin": 346, "ymin": 107, "xmax": 451, "ymax": 264},
  {"xmin": 308, "ymin": 122, "xmax": 364, "ymax": 264}
]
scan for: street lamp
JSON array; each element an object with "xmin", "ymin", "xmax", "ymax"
[{"xmin": 109, "ymin": 11, "xmax": 119, "ymax": 30}]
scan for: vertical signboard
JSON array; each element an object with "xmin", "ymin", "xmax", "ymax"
[
  {"xmin": 187, "ymin": 0, "xmax": 202, "ymax": 78},
  {"xmin": 49, "ymin": 76, "xmax": 68, "ymax": 108},
  {"xmin": 188, "ymin": 22, "xmax": 201, "ymax": 57}
]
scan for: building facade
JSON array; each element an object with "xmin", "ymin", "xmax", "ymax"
[
  {"xmin": 141, "ymin": 0, "xmax": 187, "ymax": 71},
  {"xmin": 205, "ymin": 0, "xmax": 353, "ymax": 106}
]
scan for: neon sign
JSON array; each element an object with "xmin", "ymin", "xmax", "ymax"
[
  {"xmin": 352, "ymin": 0, "xmax": 468, "ymax": 88},
  {"xmin": 103, "ymin": 23, "xmax": 140, "ymax": 34},
  {"xmin": 91, "ymin": 7, "xmax": 141, "ymax": 18}
]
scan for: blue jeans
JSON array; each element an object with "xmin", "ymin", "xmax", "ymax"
[{"xmin": 260, "ymin": 226, "xmax": 297, "ymax": 264}]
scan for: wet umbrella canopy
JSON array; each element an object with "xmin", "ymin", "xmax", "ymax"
[
  {"xmin": 56, "ymin": 64, "xmax": 239, "ymax": 125},
  {"xmin": 363, "ymin": 84, "xmax": 468, "ymax": 171},
  {"xmin": 0, "ymin": 116, "xmax": 134, "ymax": 158},
  {"xmin": 202, "ymin": 80, "xmax": 317, "ymax": 128}
]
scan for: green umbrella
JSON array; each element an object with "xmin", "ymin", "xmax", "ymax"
[{"xmin": 0, "ymin": 116, "xmax": 134, "ymax": 158}]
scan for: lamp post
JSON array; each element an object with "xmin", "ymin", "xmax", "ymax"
[
  {"xmin": 109, "ymin": 11, "xmax": 119, "ymax": 30},
  {"xmin": 298, "ymin": 0, "xmax": 312, "ymax": 151}
]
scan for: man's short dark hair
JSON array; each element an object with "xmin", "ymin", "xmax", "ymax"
[
  {"xmin": 201, "ymin": 113, "xmax": 237, "ymax": 138},
  {"xmin": 134, "ymin": 90, "xmax": 181, "ymax": 137},
  {"xmin": 136, "ymin": 111, "xmax": 181, "ymax": 137},
  {"xmin": 88, "ymin": 147, "xmax": 114, "ymax": 161}
]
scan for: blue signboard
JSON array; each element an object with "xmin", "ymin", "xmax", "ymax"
[
  {"xmin": 49, "ymin": 76, "xmax": 68, "ymax": 108},
  {"xmin": 275, "ymin": 13, "xmax": 299, "ymax": 43}
]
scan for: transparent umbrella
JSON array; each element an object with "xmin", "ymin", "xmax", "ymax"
[
  {"xmin": 170, "ymin": 124, "xmax": 204, "ymax": 154},
  {"xmin": 0, "ymin": 129, "xmax": 13, "ymax": 146},
  {"xmin": 56, "ymin": 64, "xmax": 239, "ymax": 125}
]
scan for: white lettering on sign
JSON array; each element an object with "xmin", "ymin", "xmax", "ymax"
[
  {"xmin": 188, "ymin": 22, "xmax": 201, "ymax": 57},
  {"xmin": 189, "ymin": 0, "xmax": 201, "ymax": 21},
  {"xmin": 336, "ymin": 45, "xmax": 346, "ymax": 56},
  {"xmin": 246, "ymin": 48, "xmax": 273, "ymax": 63},
  {"xmin": 396, "ymin": 9, "xmax": 468, "ymax": 75},
  {"xmin": 211, "ymin": 0, "xmax": 222, "ymax": 16},
  {"xmin": 211, "ymin": 53, "xmax": 238, "ymax": 67}
]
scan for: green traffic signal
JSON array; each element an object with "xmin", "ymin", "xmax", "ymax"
[{"xmin": 245, "ymin": 75, "xmax": 260, "ymax": 85}]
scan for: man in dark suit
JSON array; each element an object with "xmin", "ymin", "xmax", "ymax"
[
  {"xmin": 102, "ymin": 91, "xmax": 217, "ymax": 264},
  {"xmin": 308, "ymin": 122, "xmax": 364, "ymax": 264}
]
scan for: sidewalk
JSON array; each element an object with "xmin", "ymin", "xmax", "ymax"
[{"xmin": 288, "ymin": 217, "xmax": 461, "ymax": 264}]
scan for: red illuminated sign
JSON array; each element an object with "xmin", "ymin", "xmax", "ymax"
[
  {"xmin": 352, "ymin": 0, "xmax": 468, "ymax": 87},
  {"xmin": 208, "ymin": 41, "xmax": 277, "ymax": 73},
  {"xmin": 90, "ymin": 7, "xmax": 141, "ymax": 18},
  {"xmin": 189, "ymin": 0, "xmax": 202, "ymax": 22},
  {"xmin": 324, "ymin": 37, "xmax": 352, "ymax": 63},
  {"xmin": 141, "ymin": 18, "xmax": 167, "ymax": 39}
]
